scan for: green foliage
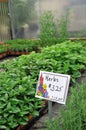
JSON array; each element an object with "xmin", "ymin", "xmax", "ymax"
[
  {"xmin": 0, "ymin": 44, "xmax": 8, "ymax": 54},
  {"xmin": 41, "ymin": 40, "xmax": 86, "ymax": 82},
  {"xmin": 0, "ymin": 40, "xmax": 86, "ymax": 129},
  {"xmin": 56, "ymin": 11, "xmax": 69, "ymax": 42},
  {"xmin": 4, "ymin": 39, "xmax": 41, "ymax": 52},
  {"xmin": 0, "ymin": 68, "xmax": 43, "ymax": 129},
  {"xmin": 46, "ymin": 82, "xmax": 86, "ymax": 130},
  {"xmin": 39, "ymin": 11, "xmax": 57, "ymax": 46},
  {"xmin": 39, "ymin": 10, "xmax": 70, "ymax": 46}
]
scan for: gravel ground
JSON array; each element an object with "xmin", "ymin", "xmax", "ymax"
[{"xmin": 29, "ymin": 103, "xmax": 63, "ymax": 130}]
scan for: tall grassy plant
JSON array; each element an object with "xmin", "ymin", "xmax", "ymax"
[
  {"xmin": 57, "ymin": 14, "xmax": 69, "ymax": 42},
  {"xmin": 39, "ymin": 11, "xmax": 57, "ymax": 46},
  {"xmin": 46, "ymin": 83, "xmax": 86, "ymax": 130},
  {"xmin": 39, "ymin": 10, "xmax": 70, "ymax": 46}
]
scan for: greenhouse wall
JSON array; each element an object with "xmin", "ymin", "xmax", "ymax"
[
  {"xmin": 9, "ymin": 0, "xmax": 86, "ymax": 39},
  {"xmin": 0, "ymin": 0, "xmax": 11, "ymax": 41},
  {"xmin": 0, "ymin": 0, "xmax": 86, "ymax": 41}
]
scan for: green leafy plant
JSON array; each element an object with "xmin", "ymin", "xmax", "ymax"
[
  {"xmin": 0, "ymin": 70, "xmax": 43, "ymax": 130},
  {"xmin": 0, "ymin": 40, "xmax": 86, "ymax": 129},
  {"xmin": 46, "ymin": 82, "xmax": 86, "ymax": 130},
  {"xmin": 0, "ymin": 45, "xmax": 8, "ymax": 54},
  {"xmin": 4, "ymin": 39, "xmax": 41, "ymax": 52}
]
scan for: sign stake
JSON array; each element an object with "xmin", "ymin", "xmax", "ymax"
[
  {"xmin": 35, "ymin": 71, "xmax": 70, "ymax": 129},
  {"xmin": 48, "ymin": 101, "xmax": 53, "ymax": 128}
]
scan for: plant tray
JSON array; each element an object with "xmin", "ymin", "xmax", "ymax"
[{"xmin": 15, "ymin": 101, "xmax": 48, "ymax": 130}]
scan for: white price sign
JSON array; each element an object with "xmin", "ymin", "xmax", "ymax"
[{"xmin": 35, "ymin": 71, "xmax": 70, "ymax": 104}]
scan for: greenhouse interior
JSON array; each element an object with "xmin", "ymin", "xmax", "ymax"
[{"xmin": 0, "ymin": 0, "xmax": 86, "ymax": 130}]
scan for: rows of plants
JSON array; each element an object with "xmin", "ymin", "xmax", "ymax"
[
  {"xmin": 0, "ymin": 10, "xmax": 85, "ymax": 58},
  {"xmin": 0, "ymin": 40, "xmax": 86, "ymax": 129},
  {"xmin": 0, "ymin": 11, "xmax": 70, "ymax": 57},
  {"xmin": 0, "ymin": 37, "xmax": 59, "ymax": 58},
  {"xmin": 0, "ymin": 37, "xmax": 68, "ymax": 59},
  {"xmin": 0, "ymin": 44, "xmax": 8, "ymax": 54},
  {"xmin": 0, "ymin": 39, "xmax": 42, "ymax": 59},
  {"xmin": 4, "ymin": 39, "xmax": 41, "ymax": 53}
]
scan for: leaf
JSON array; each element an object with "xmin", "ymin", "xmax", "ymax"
[
  {"xmin": 73, "ymin": 71, "xmax": 81, "ymax": 78},
  {"xmin": 32, "ymin": 111, "xmax": 39, "ymax": 116},
  {"xmin": 19, "ymin": 85, "xmax": 26, "ymax": 92},
  {"xmin": 0, "ymin": 125, "xmax": 6, "ymax": 129},
  {"xmin": 3, "ymin": 113, "xmax": 9, "ymax": 118},
  {"xmin": 7, "ymin": 102, "xmax": 11, "ymax": 110},
  {"xmin": 11, "ymin": 99, "xmax": 20, "ymax": 105},
  {"xmin": 9, "ymin": 107, "xmax": 21, "ymax": 114},
  {"xmin": 0, "ymin": 97, "xmax": 6, "ymax": 102},
  {"xmin": 0, "ymin": 103, "xmax": 6, "ymax": 109}
]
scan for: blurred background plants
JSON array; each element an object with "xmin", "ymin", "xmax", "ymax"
[{"xmin": 39, "ymin": 10, "xmax": 69, "ymax": 46}]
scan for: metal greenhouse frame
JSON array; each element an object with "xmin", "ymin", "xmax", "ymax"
[{"xmin": 0, "ymin": 0, "xmax": 11, "ymax": 41}]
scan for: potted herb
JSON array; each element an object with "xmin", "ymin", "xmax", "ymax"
[{"xmin": 46, "ymin": 83, "xmax": 86, "ymax": 130}]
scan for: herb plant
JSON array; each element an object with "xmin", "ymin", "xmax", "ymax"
[
  {"xmin": 39, "ymin": 11, "xmax": 57, "ymax": 46},
  {"xmin": 4, "ymin": 39, "xmax": 41, "ymax": 53},
  {"xmin": 0, "ymin": 40, "xmax": 86, "ymax": 129},
  {"xmin": 46, "ymin": 82, "xmax": 86, "ymax": 130},
  {"xmin": 0, "ymin": 70, "xmax": 43, "ymax": 130},
  {"xmin": 56, "ymin": 12, "xmax": 69, "ymax": 42},
  {"xmin": 0, "ymin": 45, "xmax": 8, "ymax": 54},
  {"xmin": 39, "ymin": 10, "xmax": 70, "ymax": 46}
]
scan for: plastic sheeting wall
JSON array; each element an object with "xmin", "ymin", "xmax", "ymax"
[
  {"xmin": 0, "ymin": 0, "xmax": 11, "ymax": 41},
  {"xmin": 9, "ymin": 0, "xmax": 86, "ymax": 39}
]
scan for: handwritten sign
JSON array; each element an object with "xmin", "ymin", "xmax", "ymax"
[{"xmin": 35, "ymin": 71, "xmax": 70, "ymax": 104}]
